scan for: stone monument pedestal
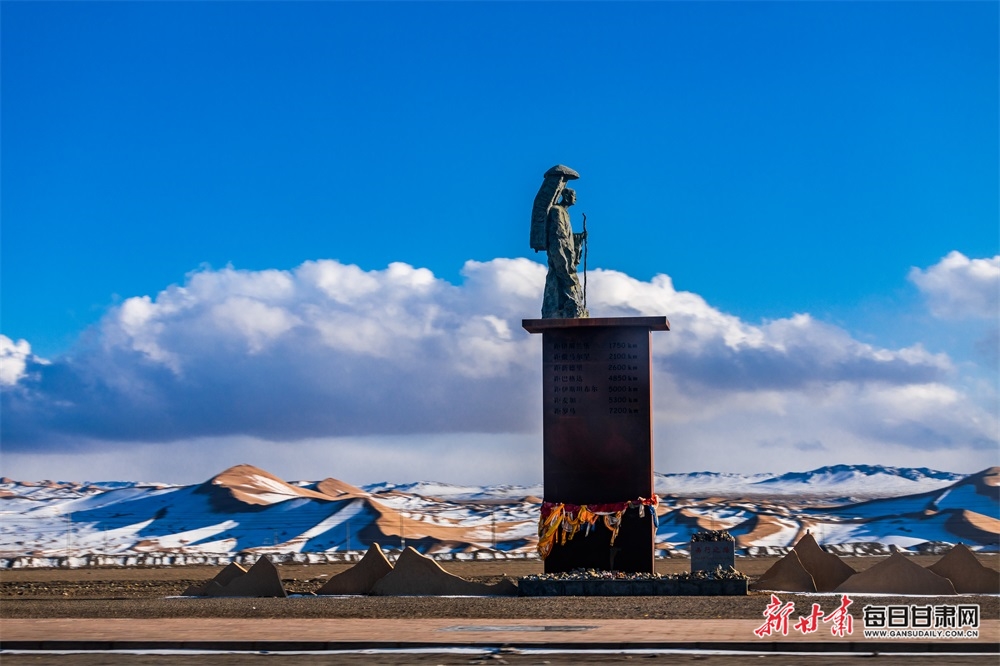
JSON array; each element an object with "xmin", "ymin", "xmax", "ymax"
[{"xmin": 523, "ymin": 316, "xmax": 669, "ymax": 573}]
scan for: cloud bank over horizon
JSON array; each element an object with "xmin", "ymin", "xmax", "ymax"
[{"xmin": 2, "ymin": 252, "xmax": 997, "ymax": 483}]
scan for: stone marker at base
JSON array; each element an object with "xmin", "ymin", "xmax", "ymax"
[
  {"xmin": 524, "ymin": 316, "xmax": 669, "ymax": 573},
  {"xmin": 690, "ymin": 531, "xmax": 736, "ymax": 573}
]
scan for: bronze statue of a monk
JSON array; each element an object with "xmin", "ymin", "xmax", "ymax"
[{"xmin": 530, "ymin": 165, "xmax": 588, "ymax": 319}]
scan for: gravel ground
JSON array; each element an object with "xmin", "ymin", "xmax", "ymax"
[
  {"xmin": 2, "ymin": 556, "xmax": 997, "ymax": 666},
  {"xmin": 3, "ymin": 592, "xmax": 998, "ymax": 621},
  {"xmin": 1, "ymin": 556, "xmax": 997, "ymax": 621}
]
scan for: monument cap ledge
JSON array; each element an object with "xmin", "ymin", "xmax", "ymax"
[{"xmin": 523, "ymin": 316, "xmax": 669, "ymax": 333}]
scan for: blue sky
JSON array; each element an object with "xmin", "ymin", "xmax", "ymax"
[{"xmin": 2, "ymin": 2, "xmax": 997, "ymax": 484}]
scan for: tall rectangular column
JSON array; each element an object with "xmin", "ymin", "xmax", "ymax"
[{"xmin": 523, "ymin": 316, "xmax": 669, "ymax": 573}]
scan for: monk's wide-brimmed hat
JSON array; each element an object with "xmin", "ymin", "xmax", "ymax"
[{"xmin": 544, "ymin": 164, "xmax": 580, "ymax": 180}]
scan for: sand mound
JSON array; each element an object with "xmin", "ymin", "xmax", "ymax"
[
  {"xmin": 181, "ymin": 561, "xmax": 248, "ymax": 596},
  {"xmin": 927, "ymin": 544, "xmax": 1000, "ymax": 594},
  {"xmin": 792, "ymin": 533, "xmax": 856, "ymax": 592},
  {"xmin": 731, "ymin": 515, "xmax": 789, "ymax": 547},
  {"xmin": 208, "ymin": 464, "xmax": 339, "ymax": 505},
  {"xmin": 315, "ymin": 543, "xmax": 393, "ymax": 595},
  {"xmin": 835, "ymin": 552, "xmax": 956, "ymax": 595},
  {"xmin": 965, "ymin": 466, "xmax": 1000, "ymax": 496},
  {"xmin": 370, "ymin": 547, "xmax": 516, "ymax": 596},
  {"xmin": 750, "ymin": 549, "xmax": 816, "ymax": 593},
  {"xmin": 315, "ymin": 477, "xmax": 369, "ymax": 499},
  {"xmin": 944, "ymin": 509, "xmax": 1000, "ymax": 546},
  {"xmin": 364, "ymin": 497, "xmax": 521, "ymax": 551},
  {"xmin": 204, "ymin": 555, "xmax": 287, "ymax": 598}
]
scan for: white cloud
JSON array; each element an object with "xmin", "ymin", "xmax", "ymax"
[
  {"xmin": 0, "ymin": 335, "xmax": 32, "ymax": 386},
  {"xmin": 209, "ymin": 297, "xmax": 301, "ymax": 353},
  {"xmin": 909, "ymin": 251, "xmax": 1000, "ymax": 320},
  {"xmin": 0, "ymin": 335, "xmax": 48, "ymax": 386},
  {"xmin": 1, "ymin": 256, "xmax": 996, "ymax": 482},
  {"xmin": 589, "ymin": 268, "xmax": 951, "ymax": 391}
]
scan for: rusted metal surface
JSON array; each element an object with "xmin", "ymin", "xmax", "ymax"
[{"xmin": 524, "ymin": 318, "xmax": 668, "ymax": 574}]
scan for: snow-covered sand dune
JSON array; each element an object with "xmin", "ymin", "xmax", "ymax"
[{"xmin": 1, "ymin": 464, "xmax": 996, "ymax": 565}]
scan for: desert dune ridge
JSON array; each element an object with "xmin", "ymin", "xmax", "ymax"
[{"xmin": 1, "ymin": 464, "xmax": 996, "ymax": 568}]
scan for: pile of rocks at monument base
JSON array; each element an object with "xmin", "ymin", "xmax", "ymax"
[{"xmin": 1, "ymin": 463, "xmax": 996, "ymax": 569}]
